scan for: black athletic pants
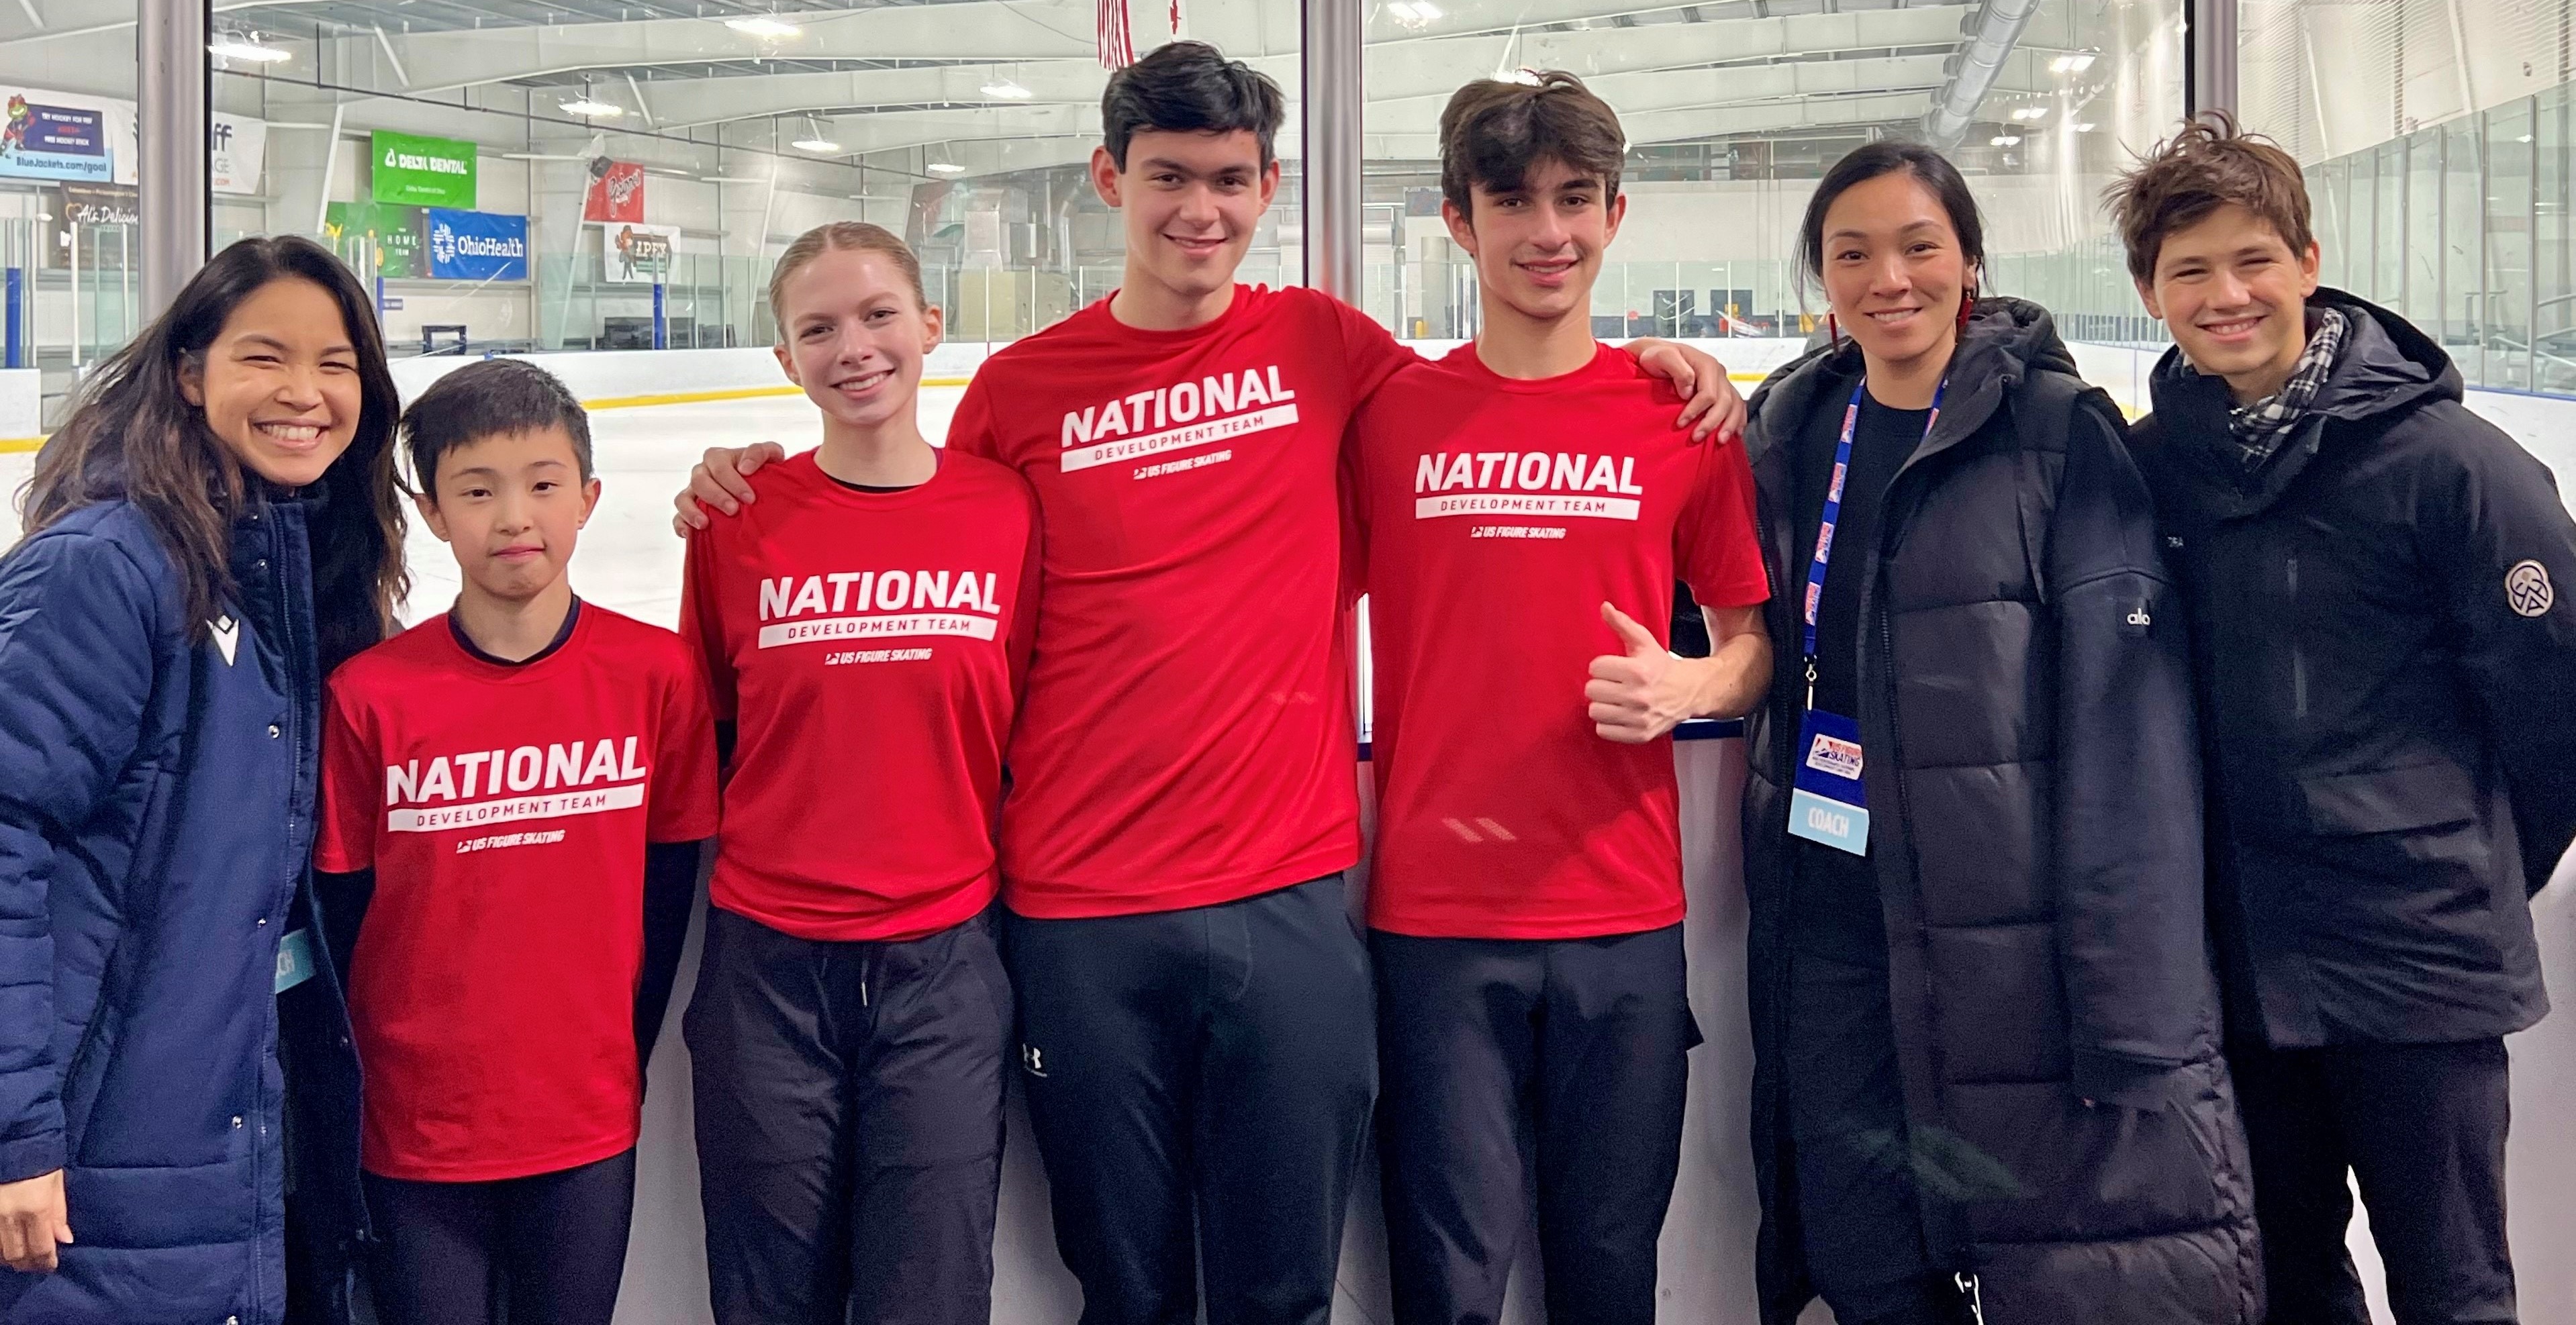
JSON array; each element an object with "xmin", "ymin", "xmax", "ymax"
[
  {"xmin": 683, "ymin": 905, "xmax": 1012, "ymax": 1325},
  {"xmin": 1371, "ymin": 924, "xmax": 1699, "ymax": 1325},
  {"xmin": 2230, "ymin": 1035, "xmax": 2517, "ymax": 1325},
  {"xmin": 1782, "ymin": 950, "xmax": 1972, "ymax": 1325},
  {"xmin": 999, "ymin": 872, "xmax": 1378, "ymax": 1325},
  {"xmin": 363, "ymin": 1147, "xmax": 638, "ymax": 1325}
]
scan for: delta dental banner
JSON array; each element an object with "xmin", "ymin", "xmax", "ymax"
[
  {"xmin": 425, "ymin": 207, "xmax": 528, "ymax": 281},
  {"xmin": 209, "ymin": 113, "xmax": 267, "ymax": 196},
  {"xmin": 373, "ymin": 130, "xmax": 477, "ymax": 209},
  {"xmin": 598, "ymin": 221, "xmax": 679, "ymax": 284},
  {"xmin": 0, "ymin": 86, "xmax": 137, "ymax": 185},
  {"xmin": 583, "ymin": 158, "xmax": 645, "ymax": 223}
]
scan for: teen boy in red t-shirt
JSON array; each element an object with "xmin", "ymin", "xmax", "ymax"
[
  {"xmin": 1343, "ymin": 77, "xmax": 1769, "ymax": 1325},
  {"xmin": 316, "ymin": 359, "xmax": 719, "ymax": 1325},
  {"xmin": 671, "ymin": 44, "xmax": 1748, "ymax": 1324}
]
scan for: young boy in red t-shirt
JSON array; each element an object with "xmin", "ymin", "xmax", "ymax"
[
  {"xmin": 1343, "ymin": 76, "xmax": 1770, "ymax": 1324},
  {"xmin": 669, "ymin": 46, "xmax": 1746, "ymax": 1325},
  {"xmin": 677, "ymin": 222, "xmax": 1039, "ymax": 1325},
  {"xmin": 315, "ymin": 358, "xmax": 719, "ymax": 1325}
]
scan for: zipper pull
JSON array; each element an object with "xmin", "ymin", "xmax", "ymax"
[{"xmin": 1955, "ymin": 1272, "xmax": 1985, "ymax": 1325}]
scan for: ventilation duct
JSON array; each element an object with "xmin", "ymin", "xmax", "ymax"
[{"xmin": 1921, "ymin": 0, "xmax": 2044, "ymax": 149}]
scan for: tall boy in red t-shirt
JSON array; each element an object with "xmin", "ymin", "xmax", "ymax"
[
  {"xmin": 1344, "ymin": 76, "xmax": 1770, "ymax": 1325},
  {"xmin": 316, "ymin": 359, "xmax": 719, "ymax": 1325},
  {"xmin": 671, "ymin": 44, "xmax": 1748, "ymax": 1324}
]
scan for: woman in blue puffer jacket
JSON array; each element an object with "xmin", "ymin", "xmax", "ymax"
[{"xmin": 0, "ymin": 236, "xmax": 406, "ymax": 1324}]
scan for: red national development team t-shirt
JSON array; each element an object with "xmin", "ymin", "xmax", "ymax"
[
  {"xmin": 681, "ymin": 449, "xmax": 1039, "ymax": 940},
  {"xmin": 947, "ymin": 284, "xmax": 1415, "ymax": 918},
  {"xmin": 1349, "ymin": 343, "xmax": 1770, "ymax": 939},
  {"xmin": 316, "ymin": 605, "xmax": 719, "ymax": 1182}
]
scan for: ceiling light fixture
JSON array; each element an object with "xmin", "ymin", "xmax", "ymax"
[
  {"xmin": 726, "ymin": 15, "xmax": 802, "ymax": 38},
  {"xmin": 927, "ymin": 161, "xmax": 967, "ymax": 175},
  {"xmin": 208, "ymin": 33, "xmax": 291, "ymax": 62},
  {"xmin": 1990, "ymin": 134, "xmax": 2022, "ymax": 146},
  {"xmin": 2070, "ymin": 121, "xmax": 2098, "ymax": 132},
  {"xmin": 1494, "ymin": 66, "xmax": 1543, "ymax": 86},
  {"xmin": 2011, "ymin": 106, "xmax": 2048, "ymax": 121},
  {"xmin": 2049, "ymin": 52, "xmax": 2097, "ymax": 74},
  {"xmin": 1386, "ymin": 0, "xmax": 1443, "ymax": 28},
  {"xmin": 792, "ymin": 113, "xmax": 840, "ymax": 153},
  {"xmin": 560, "ymin": 97, "xmax": 622, "ymax": 117},
  {"xmin": 982, "ymin": 79, "xmax": 1033, "ymax": 99}
]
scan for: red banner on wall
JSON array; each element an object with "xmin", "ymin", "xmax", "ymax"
[{"xmin": 582, "ymin": 158, "xmax": 644, "ymax": 223}]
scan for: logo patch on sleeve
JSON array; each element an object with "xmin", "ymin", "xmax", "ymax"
[{"xmin": 2507, "ymin": 560, "xmax": 2554, "ymax": 618}]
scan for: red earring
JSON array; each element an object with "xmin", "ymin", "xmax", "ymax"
[
  {"xmin": 1827, "ymin": 312, "xmax": 1840, "ymax": 344},
  {"xmin": 1958, "ymin": 285, "xmax": 1977, "ymax": 333}
]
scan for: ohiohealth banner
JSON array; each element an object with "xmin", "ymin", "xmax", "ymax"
[
  {"xmin": 425, "ymin": 208, "xmax": 528, "ymax": 281},
  {"xmin": 0, "ymin": 87, "xmax": 136, "ymax": 185}
]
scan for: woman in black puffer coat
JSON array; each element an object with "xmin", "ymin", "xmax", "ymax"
[{"xmin": 1734, "ymin": 142, "xmax": 2262, "ymax": 1325}]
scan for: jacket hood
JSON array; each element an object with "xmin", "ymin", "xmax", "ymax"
[
  {"xmin": 1746, "ymin": 295, "xmax": 2080, "ymax": 469},
  {"xmin": 2142, "ymin": 288, "xmax": 2455, "ymax": 513}
]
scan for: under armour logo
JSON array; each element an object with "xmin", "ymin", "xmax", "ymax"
[
  {"xmin": 2507, "ymin": 560, "xmax": 2554, "ymax": 618},
  {"xmin": 1020, "ymin": 1044, "xmax": 1048, "ymax": 1077},
  {"xmin": 209, "ymin": 615, "xmax": 240, "ymax": 665}
]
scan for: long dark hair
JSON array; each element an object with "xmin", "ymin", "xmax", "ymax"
[
  {"xmin": 1795, "ymin": 140, "xmax": 1988, "ymax": 290},
  {"xmin": 21, "ymin": 236, "xmax": 406, "ymax": 669}
]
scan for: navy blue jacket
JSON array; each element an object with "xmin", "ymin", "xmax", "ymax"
[
  {"xmin": 0, "ymin": 494, "xmax": 368, "ymax": 1324},
  {"xmin": 2134, "ymin": 289, "xmax": 2574, "ymax": 1048}
]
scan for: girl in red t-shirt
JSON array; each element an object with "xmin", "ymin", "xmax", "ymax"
[{"xmin": 676, "ymin": 224, "xmax": 1037, "ymax": 1325}]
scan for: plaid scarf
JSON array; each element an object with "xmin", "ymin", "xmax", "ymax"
[{"xmin": 2219, "ymin": 307, "xmax": 2348, "ymax": 471}]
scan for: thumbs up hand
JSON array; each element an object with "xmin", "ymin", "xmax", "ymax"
[{"xmin": 1586, "ymin": 602, "xmax": 1697, "ymax": 744}]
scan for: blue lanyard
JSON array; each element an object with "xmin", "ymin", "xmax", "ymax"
[{"xmin": 1802, "ymin": 377, "xmax": 1945, "ymax": 705}]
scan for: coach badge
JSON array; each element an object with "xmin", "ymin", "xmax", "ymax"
[{"xmin": 2506, "ymin": 560, "xmax": 2554, "ymax": 618}]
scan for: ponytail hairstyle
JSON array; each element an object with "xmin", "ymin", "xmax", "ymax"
[
  {"xmin": 19, "ymin": 235, "xmax": 408, "ymax": 671},
  {"xmin": 767, "ymin": 221, "xmax": 929, "ymax": 340}
]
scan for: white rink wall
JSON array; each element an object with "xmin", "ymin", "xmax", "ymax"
[{"xmin": 399, "ymin": 336, "xmax": 2576, "ymax": 489}]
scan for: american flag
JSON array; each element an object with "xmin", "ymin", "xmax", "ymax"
[{"xmin": 1098, "ymin": 0, "xmax": 1135, "ymax": 68}]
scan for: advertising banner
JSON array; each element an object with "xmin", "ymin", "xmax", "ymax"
[
  {"xmin": 60, "ymin": 182, "xmax": 135, "ymax": 226},
  {"xmin": 209, "ymin": 113, "xmax": 267, "ymax": 196},
  {"xmin": 583, "ymin": 158, "xmax": 645, "ymax": 223},
  {"xmin": 0, "ymin": 87, "xmax": 136, "ymax": 185},
  {"xmin": 598, "ymin": 221, "xmax": 679, "ymax": 284},
  {"xmin": 425, "ymin": 207, "xmax": 528, "ymax": 281},
  {"xmin": 324, "ymin": 201, "xmax": 425, "ymax": 278},
  {"xmin": 372, "ymin": 130, "xmax": 477, "ymax": 208}
]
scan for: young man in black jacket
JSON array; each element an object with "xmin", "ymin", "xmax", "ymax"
[{"xmin": 2111, "ymin": 113, "xmax": 2576, "ymax": 1325}]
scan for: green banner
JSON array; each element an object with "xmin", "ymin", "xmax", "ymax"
[
  {"xmin": 324, "ymin": 201, "xmax": 424, "ymax": 279},
  {"xmin": 370, "ymin": 130, "xmax": 476, "ymax": 209}
]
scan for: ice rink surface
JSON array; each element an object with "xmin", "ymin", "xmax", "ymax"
[{"xmin": 3, "ymin": 385, "xmax": 2573, "ymax": 1325}]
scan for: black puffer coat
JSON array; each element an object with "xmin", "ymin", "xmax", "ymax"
[
  {"xmin": 2134, "ymin": 289, "xmax": 2574, "ymax": 1050},
  {"xmin": 1738, "ymin": 299, "xmax": 2262, "ymax": 1325}
]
